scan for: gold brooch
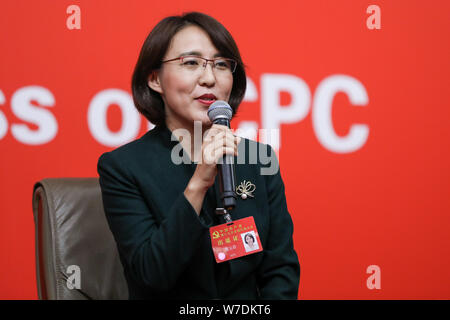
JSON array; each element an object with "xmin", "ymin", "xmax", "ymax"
[{"xmin": 236, "ymin": 180, "xmax": 256, "ymax": 200}]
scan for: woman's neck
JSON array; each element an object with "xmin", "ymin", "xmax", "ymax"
[{"xmin": 166, "ymin": 119, "xmax": 208, "ymax": 163}]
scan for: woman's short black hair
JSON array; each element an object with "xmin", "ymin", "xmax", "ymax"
[{"xmin": 131, "ymin": 12, "xmax": 247, "ymax": 127}]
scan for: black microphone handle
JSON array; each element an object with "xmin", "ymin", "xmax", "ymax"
[{"xmin": 213, "ymin": 118, "xmax": 237, "ymax": 211}]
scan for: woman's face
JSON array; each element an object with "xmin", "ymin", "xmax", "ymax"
[
  {"xmin": 245, "ymin": 234, "xmax": 254, "ymax": 245},
  {"xmin": 149, "ymin": 25, "xmax": 234, "ymax": 130}
]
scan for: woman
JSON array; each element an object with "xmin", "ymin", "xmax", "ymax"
[
  {"xmin": 98, "ymin": 12, "xmax": 300, "ymax": 299},
  {"xmin": 244, "ymin": 233, "xmax": 259, "ymax": 252}
]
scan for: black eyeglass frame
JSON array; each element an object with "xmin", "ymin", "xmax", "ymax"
[{"xmin": 161, "ymin": 55, "xmax": 238, "ymax": 73}]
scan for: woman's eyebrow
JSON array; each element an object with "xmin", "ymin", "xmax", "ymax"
[
  {"xmin": 179, "ymin": 51, "xmax": 202, "ymax": 57},
  {"xmin": 178, "ymin": 51, "xmax": 223, "ymax": 58}
]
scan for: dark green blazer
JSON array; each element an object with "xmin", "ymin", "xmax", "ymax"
[{"xmin": 97, "ymin": 124, "xmax": 300, "ymax": 299}]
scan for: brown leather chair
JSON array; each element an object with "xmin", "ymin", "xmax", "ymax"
[{"xmin": 32, "ymin": 178, "xmax": 128, "ymax": 299}]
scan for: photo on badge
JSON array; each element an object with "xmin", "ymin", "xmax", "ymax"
[{"xmin": 241, "ymin": 231, "xmax": 259, "ymax": 252}]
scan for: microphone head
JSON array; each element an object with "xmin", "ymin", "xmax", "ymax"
[{"xmin": 208, "ymin": 100, "xmax": 233, "ymax": 122}]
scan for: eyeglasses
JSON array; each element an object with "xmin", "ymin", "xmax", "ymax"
[{"xmin": 161, "ymin": 55, "xmax": 237, "ymax": 74}]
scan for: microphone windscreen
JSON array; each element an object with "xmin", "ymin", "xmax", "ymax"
[{"xmin": 207, "ymin": 100, "xmax": 233, "ymax": 122}]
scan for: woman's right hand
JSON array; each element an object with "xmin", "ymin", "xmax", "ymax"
[{"xmin": 184, "ymin": 124, "xmax": 241, "ymax": 215}]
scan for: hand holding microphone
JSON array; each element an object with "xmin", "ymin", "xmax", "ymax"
[
  {"xmin": 184, "ymin": 101, "xmax": 240, "ymax": 214},
  {"xmin": 207, "ymin": 101, "xmax": 239, "ymax": 211}
]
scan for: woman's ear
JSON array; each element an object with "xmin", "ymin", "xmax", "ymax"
[{"xmin": 147, "ymin": 71, "xmax": 163, "ymax": 94}]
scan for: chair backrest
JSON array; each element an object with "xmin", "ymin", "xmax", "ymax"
[{"xmin": 32, "ymin": 178, "xmax": 128, "ymax": 300}]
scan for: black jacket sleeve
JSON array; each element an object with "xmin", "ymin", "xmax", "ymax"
[
  {"xmin": 256, "ymin": 145, "xmax": 300, "ymax": 299},
  {"xmin": 97, "ymin": 151, "xmax": 211, "ymax": 292}
]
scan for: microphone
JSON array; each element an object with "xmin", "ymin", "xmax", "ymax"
[{"xmin": 207, "ymin": 100, "xmax": 237, "ymax": 212}]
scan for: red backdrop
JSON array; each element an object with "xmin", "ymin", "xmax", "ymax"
[{"xmin": 1, "ymin": 0, "xmax": 449, "ymax": 299}]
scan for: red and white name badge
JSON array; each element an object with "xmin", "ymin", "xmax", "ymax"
[{"xmin": 209, "ymin": 216, "xmax": 263, "ymax": 263}]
